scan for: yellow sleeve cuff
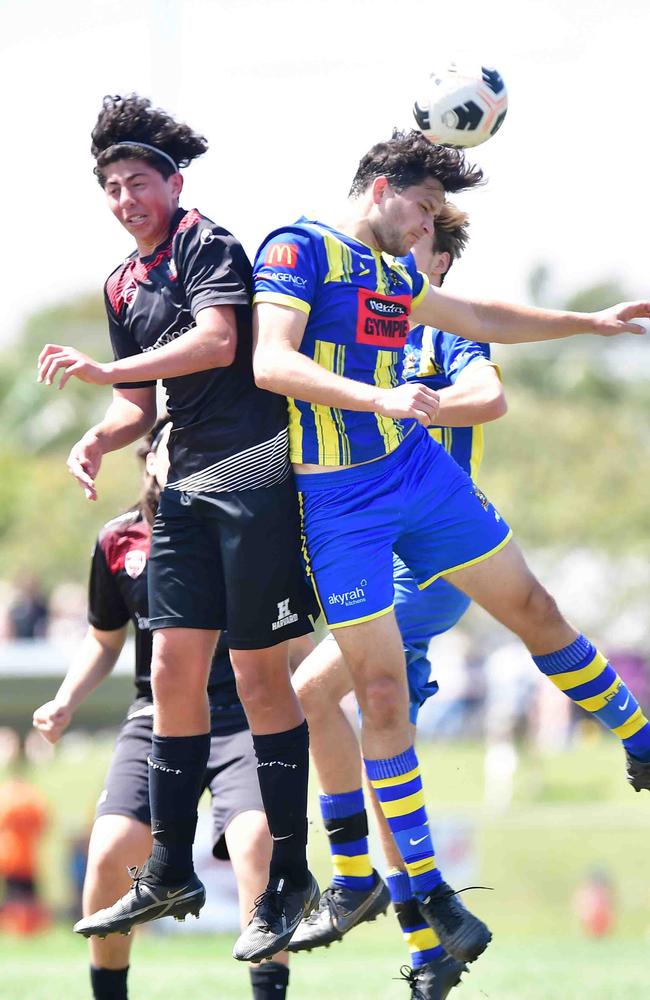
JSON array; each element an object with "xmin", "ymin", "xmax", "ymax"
[
  {"xmin": 253, "ymin": 292, "xmax": 311, "ymax": 316},
  {"xmin": 411, "ymin": 272, "xmax": 430, "ymax": 310}
]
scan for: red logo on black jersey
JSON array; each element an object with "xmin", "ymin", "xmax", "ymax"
[
  {"xmin": 265, "ymin": 243, "xmax": 299, "ymax": 268},
  {"xmin": 125, "ymin": 550, "xmax": 147, "ymax": 578},
  {"xmin": 355, "ymin": 289, "xmax": 411, "ymax": 348}
]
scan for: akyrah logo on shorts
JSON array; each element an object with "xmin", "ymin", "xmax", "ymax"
[
  {"xmin": 327, "ymin": 580, "xmax": 367, "ymax": 608},
  {"xmin": 272, "ymin": 598, "xmax": 299, "ymax": 631}
]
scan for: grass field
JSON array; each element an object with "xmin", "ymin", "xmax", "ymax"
[
  {"xmin": 1, "ymin": 925, "xmax": 649, "ymax": 1000},
  {"xmin": 1, "ymin": 736, "xmax": 650, "ymax": 997}
]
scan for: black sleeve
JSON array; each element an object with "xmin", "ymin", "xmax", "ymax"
[
  {"xmin": 88, "ymin": 539, "xmax": 131, "ymax": 632},
  {"xmin": 175, "ymin": 224, "xmax": 252, "ymax": 318},
  {"xmin": 104, "ymin": 288, "xmax": 156, "ymax": 390}
]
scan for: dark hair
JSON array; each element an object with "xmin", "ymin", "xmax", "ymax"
[
  {"xmin": 349, "ymin": 129, "xmax": 483, "ymax": 198},
  {"xmin": 433, "ymin": 202, "xmax": 470, "ymax": 284},
  {"xmin": 91, "ymin": 94, "xmax": 208, "ymax": 186},
  {"xmin": 134, "ymin": 415, "xmax": 171, "ymax": 524}
]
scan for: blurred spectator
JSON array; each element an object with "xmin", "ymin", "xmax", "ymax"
[
  {"xmin": 68, "ymin": 829, "xmax": 90, "ymax": 922},
  {"xmin": 482, "ymin": 641, "xmax": 541, "ymax": 811},
  {"xmin": 46, "ymin": 582, "xmax": 87, "ymax": 643},
  {"xmin": 417, "ymin": 631, "xmax": 484, "ymax": 739},
  {"xmin": 6, "ymin": 576, "xmax": 49, "ymax": 639},
  {"xmin": 0, "ymin": 731, "xmax": 51, "ymax": 935},
  {"xmin": 572, "ymin": 867, "xmax": 616, "ymax": 937}
]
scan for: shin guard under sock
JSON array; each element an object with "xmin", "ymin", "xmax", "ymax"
[
  {"xmin": 253, "ymin": 720, "xmax": 310, "ymax": 886},
  {"xmin": 148, "ymin": 732, "xmax": 211, "ymax": 882}
]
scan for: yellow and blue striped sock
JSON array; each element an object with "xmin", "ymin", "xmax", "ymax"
[
  {"xmin": 319, "ymin": 790, "xmax": 374, "ymax": 891},
  {"xmin": 365, "ymin": 746, "xmax": 442, "ymax": 898},
  {"xmin": 387, "ymin": 868, "xmax": 444, "ymax": 968},
  {"xmin": 533, "ymin": 635, "xmax": 650, "ymax": 761}
]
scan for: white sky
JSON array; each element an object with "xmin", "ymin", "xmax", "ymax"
[{"xmin": 2, "ymin": 0, "xmax": 649, "ymax": 347}]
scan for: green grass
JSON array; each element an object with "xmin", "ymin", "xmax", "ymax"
[
  {"xmin": 2, "ymin": 736, "xmax": 650, "ymax": 997},
  {"xmin": 1, "ymin": 925, "xmax": 649, "ymax": 999}
]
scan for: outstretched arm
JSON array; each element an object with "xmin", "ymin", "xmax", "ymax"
[
  {"xmin": 411, "ymin": 285, "xmax": 650, "ymax": 345},
  {"xmin": 32, "ymin": 625, "xmax": 127, "ymax": 744},
  {"xmin": 253, "ymin": 302, "xmax": 440, "ymax": 426},
  {"xmin": 37, "ymin": 305, "xmax": 238, "ymax": 389}
]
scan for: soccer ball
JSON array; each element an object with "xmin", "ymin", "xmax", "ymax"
[{"xmin": 413, "ymin": 64, "xmax": 508, "ymax": 148}]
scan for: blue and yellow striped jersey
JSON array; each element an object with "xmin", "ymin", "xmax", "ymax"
[
  {"xmin": 403, "ymin": 325, "xmax": 500, "ymax": 481},
  {"xmin": 253, "ymin": 219, "xmax": 428, "ymax": 466}
]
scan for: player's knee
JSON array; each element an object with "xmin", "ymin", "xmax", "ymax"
[
  {"xmin": 521, "ymin": 581, "xmax": 563, "ymax": 631},
  {"xmin": 235, "ymin": 670, "xmax": 290, "ymax": 716},
  {"xmin": 292, "ymin": 671, "xmax": 324, "ymax": 721},
  {"xmin": 234, "ymin": 826, "xmax": 271, "ymax": 875},
  {"xmin": 151, "ymin": 656, "xmax": 204, "ymax": 706},
  {"xmin": 87, "ymin": 842, "xmax": 129, "ymax": 891},
  {"xmin": 360, "ymin": 675, "xmax": 406, "ymax": 730}
]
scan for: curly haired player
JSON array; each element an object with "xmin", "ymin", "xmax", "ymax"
[{"xmin": 38, "ymin": 95, "xmax": 318, "ymax": 956}]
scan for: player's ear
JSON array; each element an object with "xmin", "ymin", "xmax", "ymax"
[
  {"xmin": 431, "ymin": 251, "xmax": 451, "ymax": 279},
  {"xmin": 170, "ymin": 172, "xmax": 184, "ymax": 199},
  {"xmin": 371, "ymin": 175, "xmax": 390, "ymax": 205}
]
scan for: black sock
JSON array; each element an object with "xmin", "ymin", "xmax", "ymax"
[
  {"xmin": 148, "ymin": 733, "xmax": 210, "ymax": 882},
  {"xmin": 90, "ymin": 966, "xmax": 129, "ymax": 1000},
  {"xmin": 252, "ymin": 720, "xmax": 309, "ymax": 886},
  {"xmin": 250, "ymin": 961, "xmax": 290, "ymax": 1000}
]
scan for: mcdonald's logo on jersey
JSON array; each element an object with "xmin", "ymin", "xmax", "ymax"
[{"xmin": 265, "ymin": 243, "xmax": 299, "ymax": 268}]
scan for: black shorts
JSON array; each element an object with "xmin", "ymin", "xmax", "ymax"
[
  {"xmin": 148, "ymin": 478, "xmax": 315, "ymax": 649},
  {"xmin": 95, "ymin": 700, "xmax": 264, "ymax": 860}
]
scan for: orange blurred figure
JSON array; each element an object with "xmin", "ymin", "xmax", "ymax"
[
  {"xmin": 573, "ymin": 868, "xmax": 616, "ymax": 937},
  {"xmin": 0, "ymin": 735, "xmax": 50, "ymax": 935}
]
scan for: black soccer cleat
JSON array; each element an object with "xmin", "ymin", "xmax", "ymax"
[
  {"xmin": 73, "ymin": 863, "xmax": 205, "ymax": 938},
  {"xmin": 233, "ymin": 871, "xmax": 320, "ymax": 963},
  {"xmin": 287, "ymin": 870, "xmax": 391, "ymax": 952},
  {"xmin": 625, "ymin": 750, "xmax": 650, "ymax": 792},
  {"xmin": 415, "ymin": 881, "xmax": 492, "ymax": 964},
  {"xmin": 397, "ymin": 954, "xmax": 468, "ymax": 1000}
]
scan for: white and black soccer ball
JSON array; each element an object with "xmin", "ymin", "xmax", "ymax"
[{"xmin": 413, "ymin": 64, "xmax": 508, "ymax": 148}]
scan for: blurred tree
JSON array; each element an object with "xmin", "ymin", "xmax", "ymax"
[
  {"xmin": 485, "ymin": 262, "xmax": 650, "ymax": 553},
  {"xmin": 0, "ymin": 295, "xmax": 140, "ymax": 584},
  {"xmin": 0, "ymin": 295, "xmax": 112, "ymax": 454},
  {"xmin": 1, "ymin": 274, "xmax": 649, "ymax": 589}
]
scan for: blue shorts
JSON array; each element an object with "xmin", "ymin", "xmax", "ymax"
[
  {"xmin": 296, "ymin": 426, "xmax": 511, "ymax": 630},
  {"xmin": 394, "ymin": 554, "xmax": 471, "ymax": 723}
]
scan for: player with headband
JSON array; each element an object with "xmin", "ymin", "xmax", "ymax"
[{"xmin": 37, "ymin": 94, "xmax": 319, "ymax": 956}]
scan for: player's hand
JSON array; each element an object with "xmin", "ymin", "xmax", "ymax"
[
  {"xmin": 375, "ymin": 383, "xmax": 440, "ymax": 426},
  {"xmin": 32, "ymin": 700, "xmax": 73, "ymax": 744},
  {"xmin": 590, "ymin": 302, "xmax": 650, "ymax": 337},
  {"xmin": 67, "ymin": 433, "xmax": 103, "ymax": 501},
  {"xmin": 37, "ymin": 344, "xmax": 113, "ymax": 389}
]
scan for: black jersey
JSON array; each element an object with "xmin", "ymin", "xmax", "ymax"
[
  {"xmin": 104, "ymin": 208, "xmax": 289, "ymax": 493},
  {"xmin": 88, "ymin": 508, "xmax": 247, "ymax": 734}
]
